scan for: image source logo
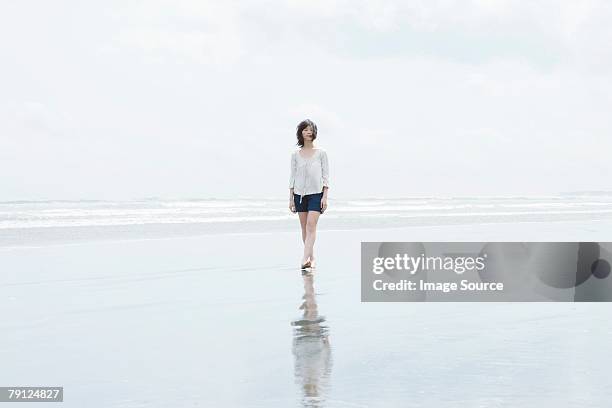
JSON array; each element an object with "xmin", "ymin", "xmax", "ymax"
[{"xmin": 361, "ymin": 242, "xmax": 612, "ymax": 302}]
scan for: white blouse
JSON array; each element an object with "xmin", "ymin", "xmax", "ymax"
[{"xmin": 289, "ymin": 148, "xmax": 330, "ymax": 203}]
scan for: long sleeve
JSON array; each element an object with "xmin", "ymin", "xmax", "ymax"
[
  {"xmin": 321, "ymin": 150, "xmax": 330, "ymax": 188},
  {"xmin": 289, "ymin": 152, "xmax": 296, "ymax": 188}
]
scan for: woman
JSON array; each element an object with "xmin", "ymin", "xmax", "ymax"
[{"xmin": 289, "ymin": 119, "xmax": 330, "ymax": 270}]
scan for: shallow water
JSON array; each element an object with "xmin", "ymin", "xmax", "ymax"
[{"xmin": 1, "ymin": 222, "xmax": 611, "ymax": 407}]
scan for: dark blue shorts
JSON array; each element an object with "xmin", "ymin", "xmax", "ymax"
[{"xmin": 294, "ymin": 192, "xmax": 324, "ymax": 213}]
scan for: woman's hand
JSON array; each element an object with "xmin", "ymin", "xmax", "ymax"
[
  {"xmin": 289, "ymin": 201, "xmax": 296, "ymax": 213},
  {"xmin": 321, "ymin": 196, "xmax": 328, "ymax": 213}
]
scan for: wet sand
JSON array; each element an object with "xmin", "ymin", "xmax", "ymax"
[{"xmin": 1, "ymin": 219, "xmax": 611, "ymax": 407}]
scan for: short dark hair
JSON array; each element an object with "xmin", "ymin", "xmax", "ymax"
[{"xmin": 296, "ymin": 119, "xmax": 318, "ymax": 147}]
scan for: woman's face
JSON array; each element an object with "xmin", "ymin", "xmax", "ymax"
[{"xmin": 302, "ymin": 125, "xmax": 314, "ymax": 141}]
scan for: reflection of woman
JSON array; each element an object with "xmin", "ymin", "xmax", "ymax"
[
  {"xmin": 289, "ymin": 119, "xmax": 330, "ymax": 270},
  {"xmin": 291, "ymin": 272, "xmax": 332, "ymax": 406}
]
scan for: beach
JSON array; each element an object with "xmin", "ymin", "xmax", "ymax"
[
  {"xmin": 2, "ymin": 212, "xmax": 612, "ymax": 407},
  {"xmin": 4, "ymin": 0, "xmax": 612, "ymax": 404}
]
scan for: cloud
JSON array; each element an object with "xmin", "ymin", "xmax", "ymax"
[
  {"xmin": 110, "ymin": 27, "xmax": 243, "ymax": 65},
  {"xmin": 287, "ymin": 104, "xmax": 344, "ymax": 133},
  {"xmin": 0, "ymin": 102, "xmax": 74, "ymax": 140},
  {"xmin": 95, "ymin": 0, "xmax": 612, "ymax": 69},
  {"xmin": 102, "ymin": 0, "xmax": 244, "ymax": 65},
  {"xmin": 2, "ymin": 1, "xmax": 612, "ymax": 199}
]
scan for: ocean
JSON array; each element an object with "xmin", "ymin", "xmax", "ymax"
[{"xmin": 2, "ymin": 192, "xmax": 612, "ymax": 247}]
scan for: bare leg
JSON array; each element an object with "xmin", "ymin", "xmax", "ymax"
[
  {"xmin": 298, "ymin": 212, "xmax": 309, "ymax": 265},
  {"xmin": 303, "ymin": 210, "xmax": 320, "ymax": 266},
  {"xmin": 298, "ymin": 212, "xmax": 308, "ymax": 244}
]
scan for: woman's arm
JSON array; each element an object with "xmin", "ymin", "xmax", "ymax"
[
  {"xmin": 321, "ymin": 151, "xmax": 329, "ymax": 187},
  {"xmin": 289, "ymin": 153, "xmax": 296, "ymax": 212},
  {"xmin": 289, "ymin": 152, "xmax": 297, "ymax": 189},
  {"xmin": 321, "ymin": 151, "xmax": 329, "ymax": 212},
  {"xmin": 289, "ymin": 188, "xmax": 296, "ymax": 212},
  {"xmin": 321, "ymin": 150, "xmax": 330, "ymax": 193}
]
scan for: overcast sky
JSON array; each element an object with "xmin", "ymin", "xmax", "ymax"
[{"xmin": 1, "ymin": 0, "xmax": 611, "ymax": 200}]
